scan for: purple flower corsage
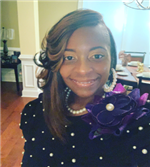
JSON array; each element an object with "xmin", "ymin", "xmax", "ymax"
[{"xmin": 81, "ymin": 83, "xmax": 150, "ymax": 139}]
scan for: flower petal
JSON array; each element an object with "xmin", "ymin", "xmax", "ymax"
[
  {"xmin": 115, "ymin": 95, "xmax": 131, "ymax": 108},
  {"xmin": 133, "ymin": 107, "xmax": 150, "ymax": 120},
  {"xmin": 112, "ymin": 108, "xmax": 130, "ymax": 116},
  {"xmin": 97, "ymin": 110, "xmax": 115, "ymax": 125},
  {"xmin": 128, "ymin": 88, "xmax": 140, "ymax": 101},
  {"xmin": 108, "ymin": 117, "xmax": 121, "ymax": 127},
  {"xmin": 113, "ymin": 83, "xmax": 126, "ymax": 94},
  {"xmin": 91, "ymin": 104, "xmax": 105, "ymax": 117},
  {"xmin": 86, "ymin": 103, "xmax": 94, "ymax": 113},
  {"xmin": 103, "ymin": 95, "xmax": 116, "ymax": 104},
  {"xmin": 137, "ymin": 93, "xmax": 149, "ymax": 107}
]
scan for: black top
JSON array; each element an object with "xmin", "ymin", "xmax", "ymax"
[{"xmin": 20, "ymin": 93, "xmax": 150, "ymax": 167}]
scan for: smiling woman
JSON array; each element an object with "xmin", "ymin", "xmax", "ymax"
[
  {"xmin": 60, "ymin": 26, "xmax": 111, "ymax": 102},
  {"xmin": 20, "ymin": 9, "xmax": 150, "ymax": 167}
]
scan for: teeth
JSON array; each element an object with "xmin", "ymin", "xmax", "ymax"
[{"xmin": 75, "ymin": 81, "xmax": 94, "ymax": 84}]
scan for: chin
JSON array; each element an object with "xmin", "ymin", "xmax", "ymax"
[{"xmin": 74, "ymin": 90, "xmax": 97, "ymax": 99}]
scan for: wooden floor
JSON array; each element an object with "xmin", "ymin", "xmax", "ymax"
[{"xmin": 1, "ymin": 82, "xmax": 36, "ymax": 167}]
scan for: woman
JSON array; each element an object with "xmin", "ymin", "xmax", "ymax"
[{"xmin": 20, "ymin": 9, "xmax": 150, "ymax": 167}]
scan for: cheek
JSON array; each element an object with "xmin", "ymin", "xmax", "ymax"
[
  {"xmin": 59, "ymin": 65, "xmax": 71, "ymax": 81},
  {"xmin": 96, "ymin": 61, "xmax": 110, "ymax": 82}
]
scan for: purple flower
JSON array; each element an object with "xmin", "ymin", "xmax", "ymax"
[{"xmin": 81, "ymin": 84, "xmax": 149, "ymax": 139}]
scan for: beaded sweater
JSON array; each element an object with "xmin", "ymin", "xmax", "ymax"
[{"xmin": 20, "ymin": 93, "xmax": 150, "ymax": 167}]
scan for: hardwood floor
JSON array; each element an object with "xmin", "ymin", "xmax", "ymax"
[{"xmin": 1, "ymin": 82, "xmax": 36, "ymax": 167}]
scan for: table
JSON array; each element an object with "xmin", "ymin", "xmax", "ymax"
[
  {"xmin": 1, "ymin": 56, "xmax": 21, "ymax": 92},
  {"xmin": 116, "ymin": 65, "xmax": 150, "ymax": 99},
  {"xmin": 126, "ymin": 65, "xmax": 150, "ymax": 84},
  {"xmin": 116, "ymin": 66, "xmax": 138, "ymax": 88},
  {"xmin": 117, "ymin": 65, "xmax": 150, "ymax": 85}
]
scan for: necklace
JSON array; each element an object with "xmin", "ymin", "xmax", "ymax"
[{"xmin": 65, "ymin": 87, "xmax": 86, "ymax": 115}]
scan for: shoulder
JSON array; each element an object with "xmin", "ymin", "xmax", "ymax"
[
  {"xmin": 20, "ymin": 93, "xmax": 44, "ymax": 136},
  {"xmin": 21, "ymin": 93, "xmax": 43, "ymax": 116}
]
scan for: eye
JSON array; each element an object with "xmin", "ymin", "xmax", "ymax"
[
  {"xmin": 92, "ymin": 54, "xmax": 104, "ymax": 59},
  {"xmin": 64, "ymin": 56, "xmax": 75, "ymax": 61}
]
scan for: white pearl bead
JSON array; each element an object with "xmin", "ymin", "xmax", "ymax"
[
  {"xmin": 138, "ymin": 126, "xmax": 143, "ymax": 131},
  {"xmin": 71, "ymin": 133, "xmax": 75, "ymax": 136},
  {"xmin": 72, "ymin": 159, "xmax": 76, "ymax": 163},
  {"xmin": 99, "ymin": 156, "xmax": 103, "ymax": 160},
  {"xmin": 133, "ymin": 146, "xmax": 137, "ymax": 149},
  {"xmin": 106, "ymin": 103, "xmax": 114, "ymax": 111},
  {"xmin": 32, "ymin": 138, "xmax": 35, "ymax": 141},
  {"xmin": 49, "ymin": 153, "xmax": 53, "ymax": 157},
  {"xmin": 142, "ymin": 149, "xmax": 148, "ymax": 154}
]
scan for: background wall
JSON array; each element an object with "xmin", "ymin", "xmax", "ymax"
[
  {"xmin": 38, "ymin": 1, "xmax": 78, "ymax": 44},
  {"xmin": 1, "ymin": 1, "xmax": 20, "ymax": 48},
  {"xmin": 1, "ymin": 0, "xmax": 78, "ymax": 83}
]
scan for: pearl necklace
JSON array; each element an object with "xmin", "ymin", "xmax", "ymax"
[
  {"xmin": 65, "ymin": 87, "xmax": 115, "ymax": 114},
  {"xmin": 65, "ymin": 87, "xmax": 86, "ymax": 115}
]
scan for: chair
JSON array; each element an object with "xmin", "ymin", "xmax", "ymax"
[
  {"xmin": 138, "ymin": 76, "xmax": 150, "ymax": 100},
  {"xmin": 124, "ymin": 51, "xmax": 146, "ymax": 63}
]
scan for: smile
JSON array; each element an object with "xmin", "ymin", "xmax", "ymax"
[{"xmin": 70, "ymin": 79, "xmax": 97, "ymax": 87}]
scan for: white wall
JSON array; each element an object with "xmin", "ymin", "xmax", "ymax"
[{"xmin": 82, "ymin": 1, "xmax": 150, "ymax": 65}]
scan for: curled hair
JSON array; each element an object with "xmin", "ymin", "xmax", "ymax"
[{"xmin": 33, "ymin": 9, "xmax": 117, "ymax": 142}]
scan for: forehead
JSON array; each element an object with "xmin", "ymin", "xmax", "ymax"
[{"xmin": 66, "ymin": 24, "xmax": 110, "ymax": 50}]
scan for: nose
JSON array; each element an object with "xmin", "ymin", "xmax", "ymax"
[{"xmin": 75, "ymin": 59, "xmax": 93, "ymax": 75}]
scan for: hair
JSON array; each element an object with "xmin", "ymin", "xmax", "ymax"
[{"xmin": 34, "ymin": 9, "xmax": 117, "ymax": 142}]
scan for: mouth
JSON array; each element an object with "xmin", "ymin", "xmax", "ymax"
[{"xmin": 70, "ymin": 78, "xmax": 98, "ymax": 87}]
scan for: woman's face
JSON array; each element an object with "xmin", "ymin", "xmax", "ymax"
[{"xmin": 60, "ymin": 25, "xmax": 111, "ymax": 99}]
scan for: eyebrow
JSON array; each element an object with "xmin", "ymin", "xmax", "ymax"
[
  {"xmin": 65, "ymin": 46, "xmax": 106, "ymax": 52},
  {"xmin": 65, "ymin": 48, "xmax": 75, "ymax": 52},
  {"xmin": 90, "ymin": 46, "xmax": 106, "ymax": 51}
]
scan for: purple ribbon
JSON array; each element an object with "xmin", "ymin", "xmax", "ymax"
[{"xmin": 81, "ymin": 84, "xmax": 150, "ymax": 140}]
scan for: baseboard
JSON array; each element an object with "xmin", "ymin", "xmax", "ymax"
[{"xmin": 22, "ymin": 89, "xmax": 43, "ymax": 98}]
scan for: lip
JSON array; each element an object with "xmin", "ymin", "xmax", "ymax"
[{"xmin": 70, "ymin": 78, "xmax": 98, "ymax": 87}]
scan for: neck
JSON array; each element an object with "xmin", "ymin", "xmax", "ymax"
[
  {"xmin": 70, "ymin": 89, "xmax": 104, "ymax": 110},
  {"xmin": 72, "ymin": 96, "xmax": 94, "ymax": 109}
]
